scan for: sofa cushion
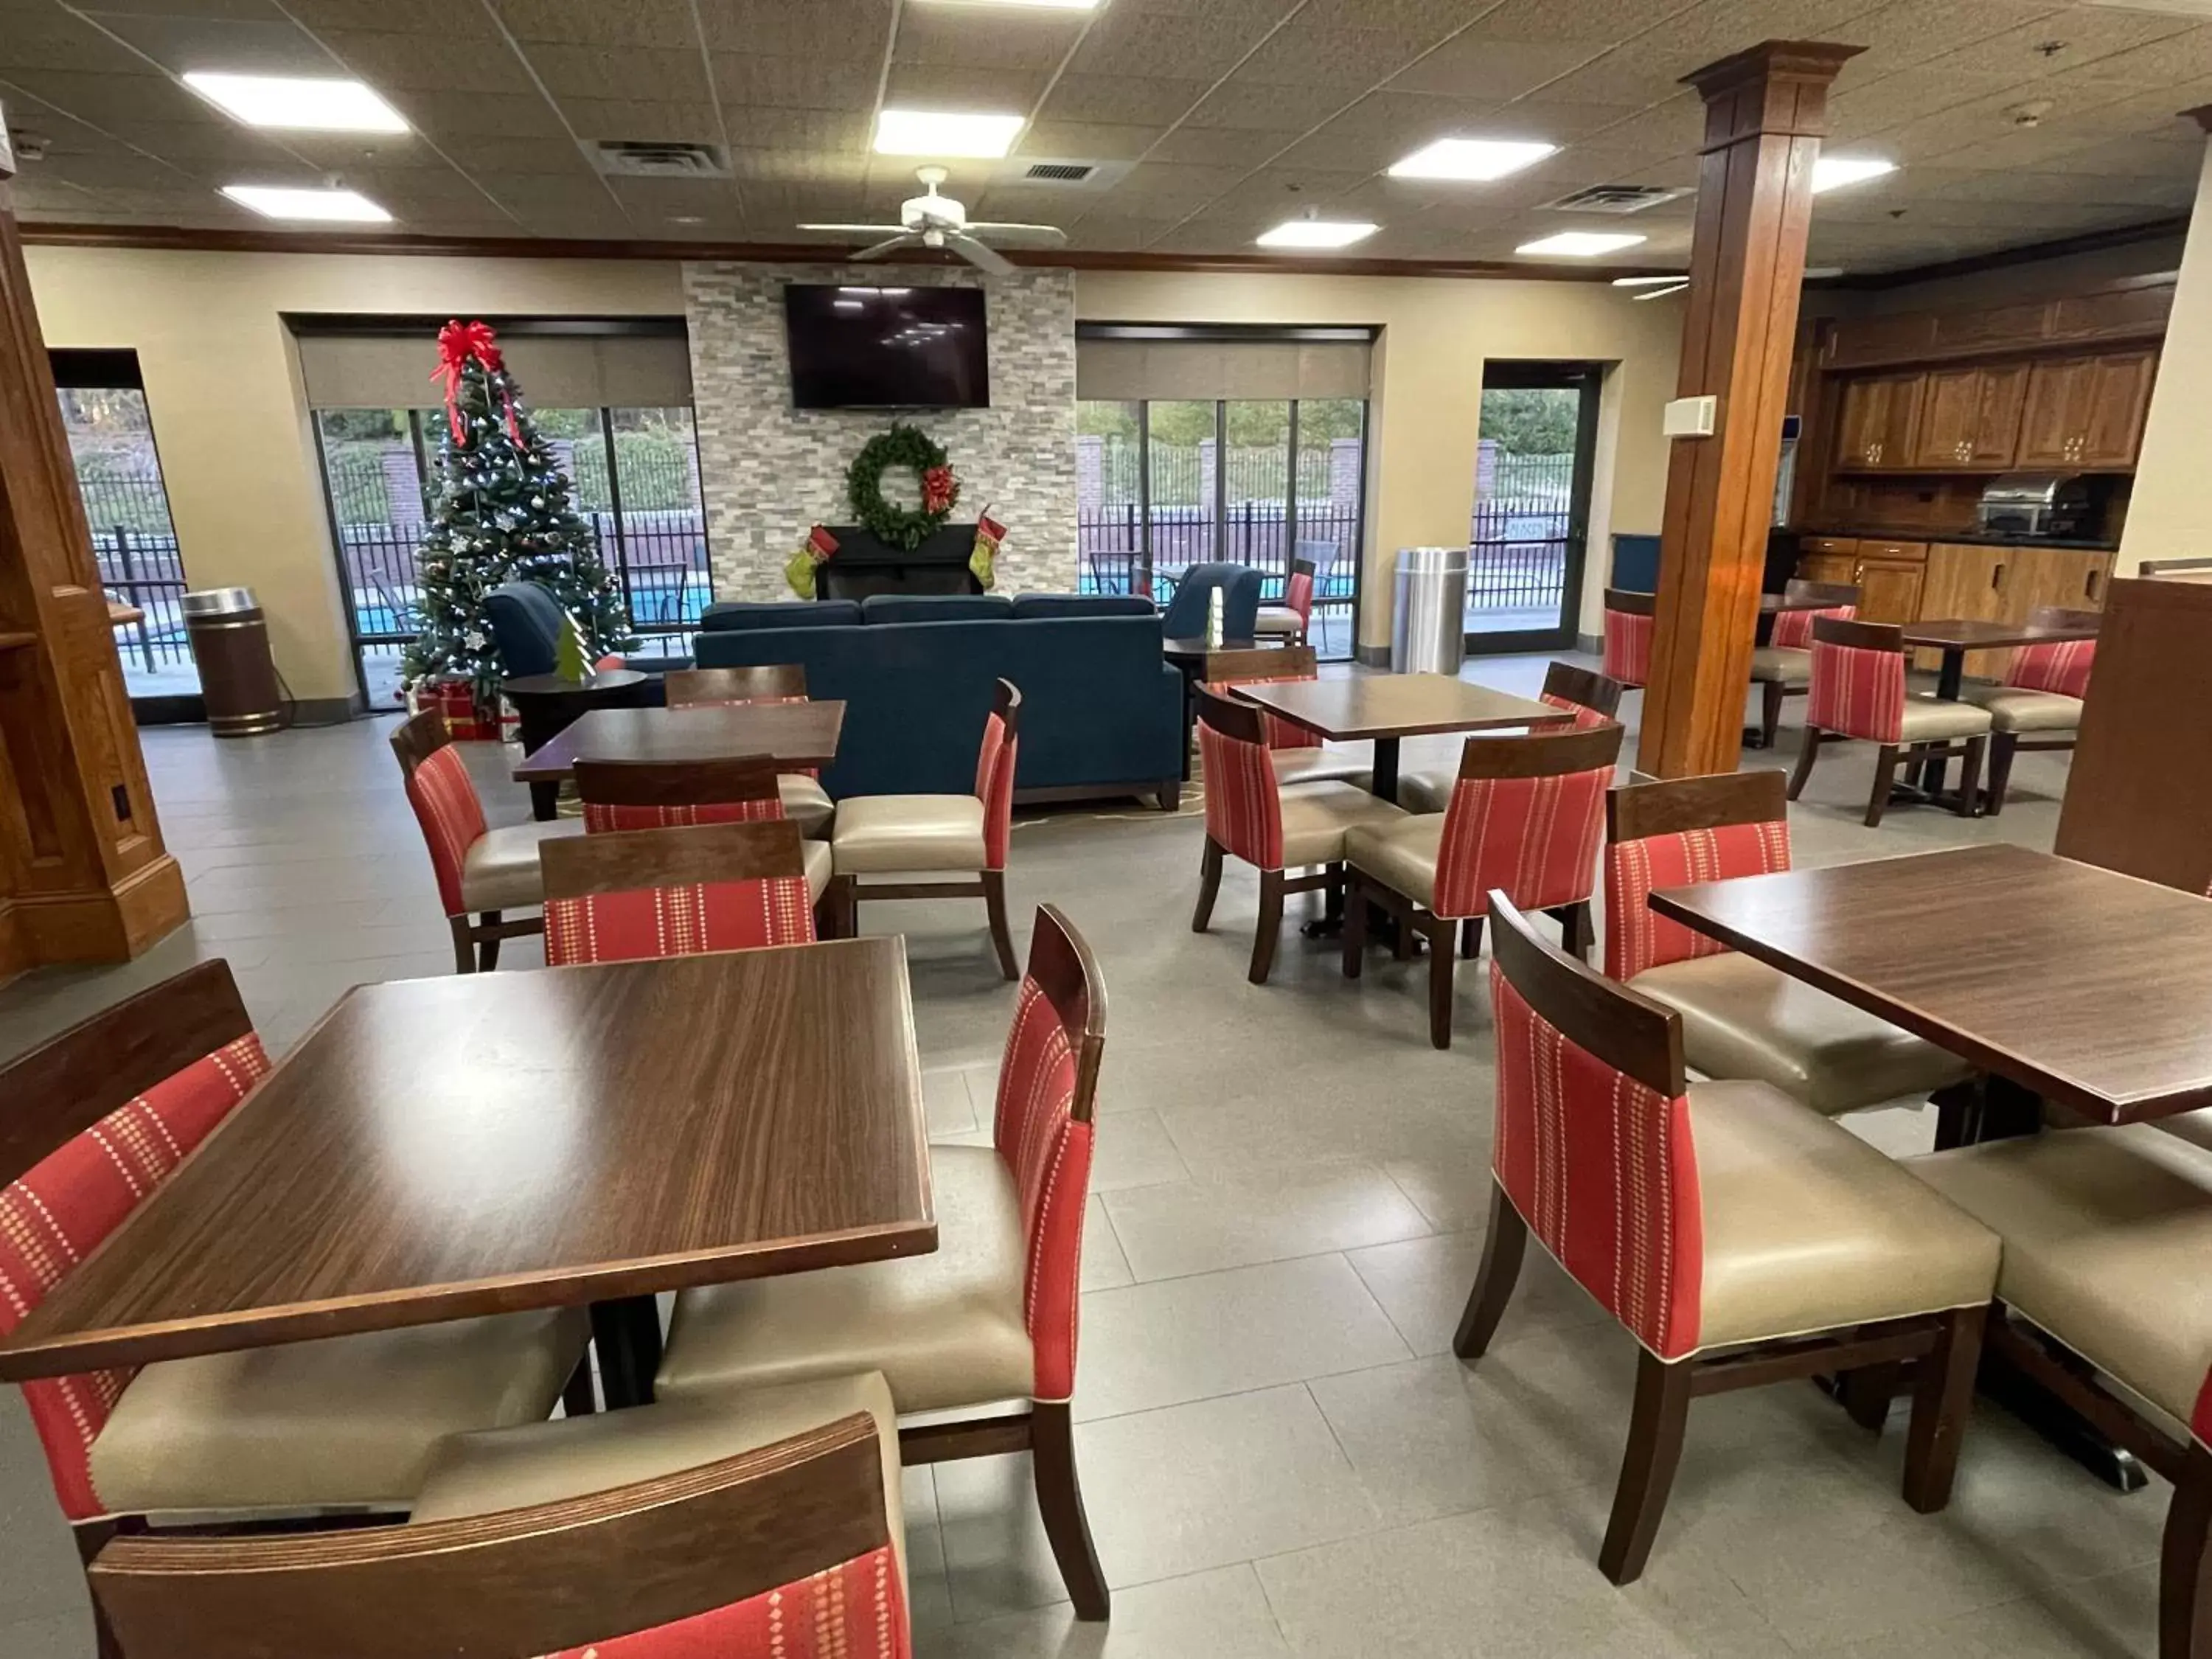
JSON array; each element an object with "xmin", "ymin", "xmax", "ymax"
[
  {"xmin": 862, "ymin": 594, "xmax": 1012, "ymax": 624},
  {"xmin": 701, "ymin": 600, "xmax": 861, "ymax": 631},
  {"xmin": 1010, "ymin": 594, "xmax": 1155, "ymax": 619}
]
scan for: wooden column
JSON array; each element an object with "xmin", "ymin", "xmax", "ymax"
[
  {"xmin": 0, "ymin": 103, "xmax": 187, "ymax": 981},
  {"xmin": 1636, "ymin": 41, "xmax": 1860, "ymax": 779}
]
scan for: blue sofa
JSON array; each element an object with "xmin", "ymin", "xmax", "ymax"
[{"xmin": 692, "ymin": 594, "xmax": 1183, "ymax": 807}]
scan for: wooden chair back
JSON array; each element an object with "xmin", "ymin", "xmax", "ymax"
[
  {"xmin": 1810, "ymin": 615, "xmax": 1903, "ymax": 654},
  {"xmin": 386, "ymin": 706, "xmax": 451, "ymax": 781},
  {"xmin": 1455, "ymin": 720, "xmax": 1623, "ymax": 782},
  {"xmin": 540, "ymin": 818, "xmax": 807, "ymax": 902},
  {"xmin": 1602, "ymin": 588, "xmax": 1656, "ymax": 617},
  {"xmin": 665, "ymin": 665, "xmax": 808, "ymax": 707},
  {"xmin": 990, "ymin": 677, "xmax": 1023, "ymax": 738},
  {"xmin": 1607, "ymin": 769, "xmax": 1787, "ymax": 844},
  {"xmin": 575, "ymin": 754, "xmax": 782, "ymax": 817},
  {"xmin": 1193, "ymin": 681, "xmax": 1266, "ymax": 746},
  {"xmin": 89, "ymin": 1412, "xmax": 898, "ymax": 1659},
  {"xmin": 1491, "ymin": 893, "xmax": 1685, "ymax": 1098},
  {"xmin": 1541, "ymin": 661, "xmax": 1625, "ymax": 721},
  {"xmin": 1024, "ymin": 902, "xmax": 1107, "ymax": 1127}
]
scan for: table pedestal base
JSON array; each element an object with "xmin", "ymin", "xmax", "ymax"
[{"xmin": 589, "ymin": 1294, "xmax": 663, "ymax": 1410}]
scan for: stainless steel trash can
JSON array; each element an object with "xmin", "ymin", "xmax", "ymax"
[
  {"xmin": 182, "ymin": 587, "xmax": 283, "ymax": 737},
  {"xmin": 1390, "ymin": 546, "xmax": 1469, "ymax": 675}
]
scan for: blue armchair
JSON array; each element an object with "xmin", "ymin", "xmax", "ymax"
[
  {"xmin": 483, "ymin": 582, "xmax": 690, "ymax": 681},
  {"xmin": 1159, "ymin": 562, "xmax": 1262, "ymax": 641}
]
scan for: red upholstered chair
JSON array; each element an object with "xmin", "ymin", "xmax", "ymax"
[
  {"xmin": 1961, "ymin": 605, "xmax": 2101, "ymax": 815},
  {"xmin": 1400, "ymin": 661, "xmax": 1624, "ymax": 812},
  {"xmin": 1601, "ymin": 588, "xmax": 1655, "ymax": 689},
  {"xmin": 0, "ymin": 962, "xmax": 587, "ymax": 1635},
  {"xmin": 1605, "ymin": 771, "xmax": 1975, "ymax": 1124},
  {"xmin": 654, "ymin": 905, "xmax": 1113, "ymax": 1620},
  {"xmin": 1788, "ymin": 616, "xmax": 1992, "ymax": 826},
  {"xmin": 1203, "ymin": 643, "xmax": 1369, "ymax": 787},
  {"xmin": 390, "ymin": 708, "xmax": 582, "ymax": 971},
  {"xmin": 540, "ymin": 818, "xmax": 818, "ymax": 966},
  {"xmin": 91, "ymin": 1378, "xmax": 911, "ymax": 1659},
  {"xmin": 1343, "ymin": 721, "xmax": 1622, "ymax": 1048},
  {"xmin": 1750, "ymin": 580, "xmax": 1860, "ymax": 748},
  {"xmin": 1455, "ymin": 894, "xmax": 1998, "ymax": 1584},
  {"xmin": 1253, "ymin": 554, "xmax": 1318, "ymax": 645},
  {"xmin": 574, "ymin": 754, "xmax": 835, "ymax": 930},
  {"xmin": 828, "ymin": 678, "xmax": 1023, "ymax": 978},
  {"xmin": 1192, "ymin": 682, "xmax": 1405, "ymax": 984},
  {"xmin": 664, "ymin": 664, "xmax": 835, "ymax": 835}
]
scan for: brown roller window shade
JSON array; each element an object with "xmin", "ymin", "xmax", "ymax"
[
  {"xmin": 1076, "ymin": 335, "xmax": 1371, "ymax": 402},
  {"xmin": 296, "ymin": 330, "xmax": 693, "ymax": 409}
]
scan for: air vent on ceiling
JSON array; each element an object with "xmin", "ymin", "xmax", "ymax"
[
  {"xmin": 1025, "ymin": 161, "xmax": 1096, "ymax": 182},
  {"xmin": 1543, "ymin": 184, "xmax": 1690, "ymax": 215},
  {"xmin": 588, "ymin": 140, "xmax": 730, "ymax": 178}
]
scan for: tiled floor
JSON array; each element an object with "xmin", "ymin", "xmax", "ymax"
[{"xmin": 0, "ymin": 658, "xmax": 2160, "ymax": 1658}]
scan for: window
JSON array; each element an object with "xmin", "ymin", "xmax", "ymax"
[{"xmin": 1465, "ymin": 364, "xmax": 1601, "ymax": 654}]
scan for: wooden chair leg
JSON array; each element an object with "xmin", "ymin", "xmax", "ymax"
[
  {"xmin": 1192, "ymin": 836, "xmax": 1224, "ymax": 933},
  {"xmin": 1341, "ymin": 871, "xmax": 1367, "ymax": 979},
  {"xmin": 75, "ymin": 1518, "xmax": 127, "ymax": 1659},
  {"xmin": 981, "ymin": 869, "xmax": 1019, "ymax": 981},
  {"xmin": 1787, "ymin": 727, "xmax": 1823, "ymax": 800},
  {"xmin": 1759, "ymin": 678, "xmax": 1787, "ymax": 749},
  {"xmin": 1865, "ymin": 743, "xmax": 1899, "ymax": 828},
  {"xmin": 1930, "ymin": 1077, "xmax": 1983, "ymax": 1152},
  {"xmin": 1599, "ymin": 1350, "xmax": 1696, "ymax": 1586},
  {"xmin": 1953, "ymin": 734, "xmax": 1987, "ymax": 818},
  {"xmin": 1902, "ymin": 1304, "xmax": 1986, "ymax": 1514},
  {"xmin": 1452, "ymin": 1183, "xmax": 1527, "ymax": 1360},
  {"xmin": 1032, "ymin": 1402, "xmax": 1110, "ymax": 1621},
  {"xmin": 1426, "ymin": 914, "xmax": 1455, "ymax": 1049},
  {"xmin": 1840, "ymin": 1360, "xmax": 1903, "ymax": 1432},
  {"xmin": 1983, "ymin": 731, "xmax": 2019, "ymax": 818},
  {"xmin": 1324, "ymin": 866, "xmax": 1346, "ymax": 924},
  {"xmin": 448, "ymin": 915, "xmax": 476, "ymax": 975},
  {"xmin": 561, "ymin": 1355, "xmax": 599, "ymax": 1417},
  {"xmin": 1459, "ymin": 915, "xmax": 1484, "ymax": 960},
  {"xmin": 2161, "ymin": 1443, "xmax": 2212, "ymax": 1659},
  {"xmin": 476, "ymin": 911, "xmax": 504, "ymax": 970},
  {"xmin": 827, "ymin": 874, "xmax": 858, "ymax": 942},
  {"xmin": 1548, "ymin": 901, "xmax": 1593, "ymax": 961},
  {"xmin": 1250, "ymin": 869, "xmax": 1284, "ymax": 984}
]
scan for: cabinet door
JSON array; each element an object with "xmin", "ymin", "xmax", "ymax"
[
  {"xmin": 1796, "ymin": 552, "xmax": 1857, "ymax": 585},
  {"xmin": 1853, "ymin": 557, "xmax": 1925, "ymax": 625},
  {"xmin": 2006, "ymin": 545, "xmax": 2115, "ymax": 619},
  {"xmin": 2077, "ymin": 350, "xmax": 2158, "ymax": 468},
  {"xmin": 2017, "ymin": 359, "xmax": 2090, "ymax": 467},
  {"xmin": 1875, "ymin": 375, "xmax": 1924, "ymax": 471},
  {"xmin": 1967, "ymin": 364, "xmax": 2029, "ymax": 467},
  {"xmin": 1915, "ymin": 543, "xmax": 2011, "ymax": 675},
  {"xmin": 1834, "ymin": 378, "xmax": 1887, "ymax": 470},
  {"xmin": 1913, "ymin": 369, "xmax": 1981, "ymax": 469}
]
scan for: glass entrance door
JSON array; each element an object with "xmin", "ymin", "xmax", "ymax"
[{"xmin": 1465, "ymin": 362, "xmax": 1601, "ymax": 655}]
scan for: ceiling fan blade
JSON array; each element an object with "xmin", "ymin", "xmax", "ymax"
[
  {"xmin": 965, "ymin": 223, "xmax": 1068, "ymax": 246},
  {"xmin": 944, "ymin": 232, "xmax": 1016, "ymax": 276},
  {"xmin": 796, "ymin": 223, "xmax": 909, "ymax": 234},
  {"xmin": 852, "ymin": 234, "xmax": 918, "ymax": 262}
]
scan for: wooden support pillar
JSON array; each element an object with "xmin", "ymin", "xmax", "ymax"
[
  {"xmin": 1636, "ymin": 41, "xmax": 1860, "ymax": 780},
  {"xmin": 0, "ymin": 105, "xmax": 187, "ymax": 982}
]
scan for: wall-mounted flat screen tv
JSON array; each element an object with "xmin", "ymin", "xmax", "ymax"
[{"xmin": 784, "ymin": 284, "xmax": 990, "ymax": 409}]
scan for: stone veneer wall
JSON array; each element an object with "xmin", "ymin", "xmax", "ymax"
[{"xmin": 683, "ymin": 262, "xmax": 1078, "ymax": 600}]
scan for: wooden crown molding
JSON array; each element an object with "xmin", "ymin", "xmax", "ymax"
[{"xmin": 1680, "ymin": 38, "xmax": 1865, "ymax": 100}]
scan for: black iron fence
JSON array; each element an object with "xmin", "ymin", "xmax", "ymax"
[
  {"xmin": 75, "ymin": 476, "xmax": 192, "ymax": 673},
  {"xmin": 1076, "ymin": 500, "xmax": 1361, "ymax": 612},
  {"xmin": 1470, "ymin": 451, "xmax": 1576, "ymax": 619}
]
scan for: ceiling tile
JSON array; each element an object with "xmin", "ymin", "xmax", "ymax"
[
  {"xmin": 1230, "ymin": 24, "xmax": 1447, "ymax": 89},
  {"xmin": 1016, "ymin": 120, "xmax": 1158, "ymax": 161},
  {"xmin": 1833, "ymin": 0, "xmax": 2069, "ymax": 84},
  {"xmin": 1387, "ymin": 36, "xmax": 1608, "ymax": 100},
  {"xmin": 80, "ymin": 0, "xmax": 293, "ymax": 18},
  {"xmin": 883, "ymin": 60, "xmax": 1053, "ymax": 109},
  {"xmin": 388, "ymin": 88, "xmax": 570, "ymax": 139},
  {"xmin": 1147, "ymin": 124, "xmax": 1293, "ymax": 166},
  {"xmin": 717, "ymin": 105, "xmax": 869, "ymax": 151},
  {"xmin": 892, "ymin": 4, "xmax": 1085, "ymax": 70},
  {"xmin": 490, "ymin": 0, "xmax": 701, "ymax": 49},
  {"xmin": 1, "ymin": 13, "xmax": 168, "ymax": 76},
  {"xmin": 2, "ymin": 69, "xmax": 210, "ymax": 125},
  {"xmin": 1068, "ymin": 9, "xmax": 1279, "ymax": 81},
  {"xmin": 316, "ymin": 30, "xmax": 541, "ymax": 94},
  {"xmin": 552, "ymin": 97, "xmax": 723, "ymax": 142},
  {"xmin": 281, "ymin": 0, "xmax": 499, "ymax": 33},
  {"xmin": 88, "ymin": 15, "xmax": 349, "ymax": 77},
  {"xmin": 520, "ymin": 44, "xmax": 711, "ymax": 102},
  {"xmin": 693, "ymin": 0, "xmax": 893, "ymax": 59},
  {"xmin": 1180, "ymin": 79, "xmax": 1329, "ymax": 132},
  {"xmin": 1037, "ymin": 73, "xmax": 1211, "ymax": 128},
  {"xmin": 709, "ymin": 54, "xmax": 874, "ymax": 111}
]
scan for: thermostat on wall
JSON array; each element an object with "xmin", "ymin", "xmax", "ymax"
[{"xmin": 1663, "ymin": 394, "xmax": 1717, "ymax": 438}]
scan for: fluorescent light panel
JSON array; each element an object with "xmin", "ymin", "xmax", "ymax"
[
  {"xmin": 1388, "ymin": 137, "xmax": 1556, "ymax": 181},
  {"xmin": 1612, "ymin": 274, "xmax": 1687, "ymax": 287},
  {"xmin": 1517, "ymin": 231, "xmax": 1646, "ymax": 257},
  {"xmin": 875, "ymin": 108, "xmax": 1026, "ymax": 158},
  {"xmin": 1812, "ymin": 156, "xmax": 1895, "ymax": 193},
  {"xmin": 184, "ymin": 72, "xmax": 407, "ymax": 133},
  {"xmin": 221, "ymin": 184, "xmax": 392, "ymax": 222},
  {"xmin": 1256, "ymin": 219, "xmax": 1377, "ymax": 249}
]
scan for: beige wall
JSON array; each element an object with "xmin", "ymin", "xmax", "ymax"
[
  {"xmin": 2121, "ymin": 144, "xmax": 2212, "ymax": 574},
  {"xmin": 26, "ymin": 247, "xmax": 684, "ymax": 702},
  {"xmin": 1074, "ymin": 270, "xmax": 1682, "ymax": 650}
]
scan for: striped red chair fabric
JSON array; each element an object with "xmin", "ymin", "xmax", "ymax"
[
  {"xmin": 1769, "ymin": 601, "xmax": 1858, "ymax": 651},
  {"xmin": 1790, "ymin": 616, "xmax": 1991, "ymax": 827},
  {"xmin": 1254, "ymin": 555, "xmax": 1320, "ymax": 645},
  {"xmin": 653, "ymin": 905, "xmax": 1115, "ymax": 1621},
  {"xmin": 1604, "ymin": 772, "xmax": 1974, "ymax": 1123},
  {"xmin": 1343, "ymin": 722, "xmax": 1622, "ymax": 1048},
  {"xmin": 2007, "ymin": 635, "xmax": 2096, "ymax": 698},
  {"xmin": 573, "ymin": 755, "xmax": 833, "ymax": 924},
  {"xmin": 1202, "ymin": 644, "xmax": 1368, "ymax": 787},
  {"xmin": 663, "ymin": 664, "xmax": 833, "ymax": 829},
  {"xmin": 541, "ymin": 818, "xmax": 816, "ymax": 966},
  {"xmin": 91, "ymin": 1388, "xmax": 911, "ymax": 1659},
  {"xmin": 1399, "ymin": 662, "xmax": 1622, "ymax": 813},
  {"xmin": 1750, "ymin": 581, "xmax": 1860, "ymax": 749},
  {"xmin": 1964, "ymin": 606, "xmax": 2102, "ymax": 817},
  {"xmin": 1454, "ymin": 894, "xmax": 1997, "ymax": 1586},
  {"xmin": 1601, "ymin": 588, "xmax": 1655, "ymax": 688}
]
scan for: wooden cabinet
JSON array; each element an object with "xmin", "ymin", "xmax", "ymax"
[
  {"xmin": 1916, "ymin": 543, "xmax": 2014, "ymax": 675},
  {"xmin": 2007, "ymin": 543, "xmax": 2114, "ymax": 618},
  {"xmin": 1849, "ymin": 540, "xmax": 1927, "ymax": 625},
  {"xmin": 1911, "ymin": 364, "xmax": 2027, "ymax": 470},
  {"xmin": 1835, "ymin": 374, "xmax": 1922, "ymax": 471},
  {"xmin": 2017, "ymin": 351, "xmax": 2157, "ymax": 470}
]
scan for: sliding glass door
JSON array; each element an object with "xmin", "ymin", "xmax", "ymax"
[{"xmin": 1466, "ymin": 362, "xmax": 1601, "ymax": 655}]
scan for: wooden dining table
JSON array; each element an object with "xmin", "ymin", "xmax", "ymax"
[
  {"xmin": 1231, "ymin": 671, "xmax": 1571, "ymax": 804},
  {"xmin": 0, "ymin": 939, "xmax": 934, "ymax": 1410},
  {"xmin": 513, "ymin": 700, "xmax": 846, "ymax": 821},
  {"xmin": 1901, "ymin": 616, "xmax": 2101, "ymax": 703}
]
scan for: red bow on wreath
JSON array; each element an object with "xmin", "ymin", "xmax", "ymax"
[
  {"xmin": 432, "ymin": 319, "xmax": 523, "ymax": 448},
  {"xmin": 922, "ymin": 465, "xmax": 960, "ymax": 515}
]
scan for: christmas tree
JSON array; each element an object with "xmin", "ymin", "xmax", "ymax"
[{"xmin": 401, "ymin": 319, "xmax": 635, "ymax": 705}]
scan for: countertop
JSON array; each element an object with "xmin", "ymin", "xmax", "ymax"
[{"xmin": 1795, "ymin": 529, "xmax": 2118, "ymax": 553}]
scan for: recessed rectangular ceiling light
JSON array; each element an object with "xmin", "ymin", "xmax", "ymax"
[
  {"xmin": 184, "ymin": 72, "xmax": 407, "ymax": 133},
  {"xmin": 1812, "ymin": 156, "xmax": 1896, "ymax": 193},
  {"xmin": 221, "ymin": 185, "xmax": 392, "ymax": 222},
  {"xmin": 1517, "ymin": 231, "xmax": 1646, "ymax": 257},
  {"xmin": 875, "ymin": 108, "xmax": 1026, "ymax": 158},
  {"xmin": 1257, "ymin": 219, "xmax": 1378, "ymax": 249},
  {"xmin": 1612, "ymin": 274, "xmax": 1686, "ymax": 287},
  {"xmin": 1388, "ymin": 138, "xmax": 1557, "ymax": 181}
]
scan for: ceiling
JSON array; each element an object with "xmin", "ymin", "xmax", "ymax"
[{"xmin": 1, "ymin": 0, "xmax": 2208, "ymax": 275}]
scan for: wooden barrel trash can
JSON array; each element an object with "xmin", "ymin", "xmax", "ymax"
[{"xmin": 182, "ymin": 588, "xmax": 283, "ymax": 737}]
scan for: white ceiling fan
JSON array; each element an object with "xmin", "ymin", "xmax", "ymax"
[{"xmin": 798, "ymin": 167, "xmax": 1067, "ymax": 276}]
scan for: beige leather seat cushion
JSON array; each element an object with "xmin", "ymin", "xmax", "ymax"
[
  {"xmin": 1396, "ymin": 770, "xmax": 1454, "ymax": 815},
  {"xmin": 461, "ymin": 820, "xmax": 583, "ymax": 912},
  {"xmin": 2160, "ymin": 1110, "xmax": 2212, "ymax": 1152},
  {"xmin": 657, "ymin": 1144, "xmax": 1032, "ymax": 1413},
  {"xmin": 1959, "ymin": 686, "xmax": 2082, "ymax": 734},
  {"xmin": 779, "ymin": 774, "xmax": 835, "ymax": 836},
  {"xmin": 88, "ymin": 1308, "xmax": 588, "ymax": 1517},
  {"xmin": 1253, "ymin": 606, "xmax": 1302, "ymax": 636},
  {"xmin": 1689, "ymin": 1081, "xmax": 1999, "ymax": 1352},
  {"xmin": 1910, "ymin": 1124, "xmax": 2212, "ymax": 1429},
  {"xmin": 1896, "ymin": 695, "xmax": 1994, "ymax": 743},
  {"xmin": 832, "ymin": 794, "xmax": 987, "ymax": 875},
  {"xmin": 1272, "ymin": 748, "xmax": 1371, "ymax": 790},
  {"xmin": 802, "ymin": 837, "xmax": 831, "ymax": 904},
  {"xmin": 1276, "ymin": 781, "xmax": 1408, "ymax": 869},
  {"xmin": 409, "ymin": 1370, "xmax": 908, "ymax": 1584},
  {"xmin": 1750, "ymin": 645, "xmax": 1812, "ymax": 687},
  {"xmin": 1346, "ymin": 814, "xmax": 1448, "ymax": 912},
  {"xmin": 1632, "ymin": 952, "xmax": 1973, "ymax": 1116}
]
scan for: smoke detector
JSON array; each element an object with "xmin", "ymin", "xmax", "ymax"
[
  {"xmin": 1543, "ymin": 184, "xmax": 1690, "ymax": 215},
  {"xmin": 2008, "ymin": 100, "xmax": 2056, "ymax": 128}
]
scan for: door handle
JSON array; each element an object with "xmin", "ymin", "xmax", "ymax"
[
  {"xmin": 1989, "ymin": 564, "xmax": 2003, "ymax": 592},
  {"xmin": 2086, "ymin": 567, "xmax": 2100, "ymax": 601}
]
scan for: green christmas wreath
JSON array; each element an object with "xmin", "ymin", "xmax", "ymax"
[{"xmin": 846, "ymin": 422, "xmax": 961, "ymax": 549}]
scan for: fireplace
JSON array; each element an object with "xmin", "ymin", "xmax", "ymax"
[{"xmin": 815, "ymin": 524, "xmax": 983, "ymax": 600}]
